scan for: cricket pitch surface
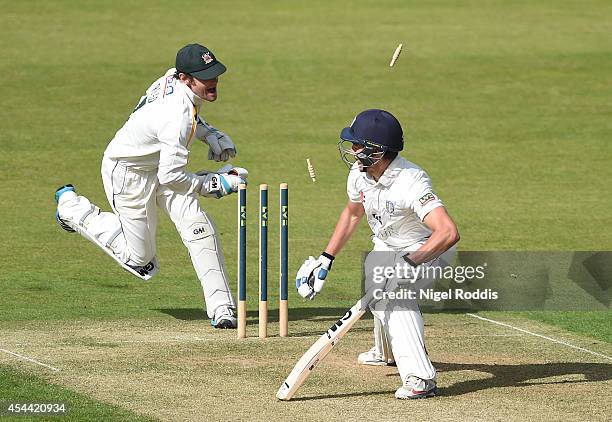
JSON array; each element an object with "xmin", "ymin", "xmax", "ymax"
[{"xmin": 1, "ymin": 313, "xmax": 610, "ymax": 421}]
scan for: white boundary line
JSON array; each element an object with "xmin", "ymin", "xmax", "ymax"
[
  {"xmin": 466, "ymin": 313, "xmax": 612, "ymax": 361},
  {"xmin": 0, "ymin": 348, "xmax": 60, "ymax": 372}
]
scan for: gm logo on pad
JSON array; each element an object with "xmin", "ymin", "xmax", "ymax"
[{"xmin": 193, "ymin": 226, "xmax": 207, "ymax": 235}]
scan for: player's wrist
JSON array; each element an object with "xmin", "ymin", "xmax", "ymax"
[
  {"xmin": 402, "ymin": 253, "xmax": 418, "ymax": 267},
  {"xmin": 319, "ymin": 252, "xmax": 335, "ymax": 271}
]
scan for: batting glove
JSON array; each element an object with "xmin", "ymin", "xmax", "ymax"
[{"xmin": 296, "ymin": 252, "xmax": 334, "ymax": 300}]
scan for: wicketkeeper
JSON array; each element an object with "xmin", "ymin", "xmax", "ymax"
[
  {"xmin": 296, "ymin": 109, "xmax": 459, "ymax": 398},
  {"xmin": 55, "ymin": 43, "xmax": 245, "ymax": 328}
]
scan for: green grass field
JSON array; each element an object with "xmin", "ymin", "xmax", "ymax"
[{"xmin": 1, "ymin": 0, "xmax": 611, "ymax": 420}]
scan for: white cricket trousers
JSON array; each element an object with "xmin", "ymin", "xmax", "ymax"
[
  {"xmin": 58, "ymin": 156, "xmax": 235, "ymax": 319},
  {"xmin": 369, "ymin": 242, "xmax": 456, "ymax": 382}
]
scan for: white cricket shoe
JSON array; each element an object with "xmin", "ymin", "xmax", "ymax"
[
  {"xmin": 357, "ymin": 346, "xmax": 395, "ymax": 366},
  {"xmin": 395, "ymin": 376, "xmax": 437, "ymax": 399},
  {"xmin": 211, "ymin": 305, "xmax": 237, "ymax": 329}
]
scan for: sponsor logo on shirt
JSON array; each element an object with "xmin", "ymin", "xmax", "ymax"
[{"xmin": 419, "ymin": 192, "xmax": 436, "ymax": 206}]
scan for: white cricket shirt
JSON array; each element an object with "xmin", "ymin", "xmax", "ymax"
[
  {"xmin": 347, "ymin": 155, "xmax": 444, "ymax": 250},
  {"xmin": 104, "ymin": 68, "xmax": 204, "ymax": 195}
]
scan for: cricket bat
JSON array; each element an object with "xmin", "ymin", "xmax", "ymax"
[{"xmin": 276, "ymin": 292, "xmax": 372, "ymax": 400}]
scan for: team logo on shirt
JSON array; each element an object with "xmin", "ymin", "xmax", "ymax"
[
  {"xmin": 202, "ymin": 52, "xmax": 214, "ymax": 64},
  {"xmin": 385, "ymin": 200, "xmax": 395, "ymax": 214},
  {"xmin": 359, "ymin": 191, "xmax": 365, "ymax": 203},
  {"xmin": 419, "ymin": 192, "xmax": 436, "ymax": 205}
]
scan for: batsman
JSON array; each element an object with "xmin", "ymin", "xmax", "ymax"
[
  {"xmin": 54, "ymin": 43, "xmax": 245, "ymax": 329},
  {"xmin": 296, "ymin": 109, "xmax": 460, "ymax": 399}
]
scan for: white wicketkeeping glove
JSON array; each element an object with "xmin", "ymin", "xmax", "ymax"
[
  {"xmin": 195, "ymin": 164, "xmax": 248, "ymax": 180},
  {"xmin": 295, "ymin": 253, "xmax": 335, "ymax": 300},
  {"xmin": 196, "ymin": 165, "xmax": 248, "ymax": 198},
  {"xmin": 196, "ymin": 119, "xmax": 237, "ymax": 162}
]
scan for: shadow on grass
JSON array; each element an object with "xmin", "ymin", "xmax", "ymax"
[
  {"xmin": 289, "ymin": 389, "xmax": 395, "ymax": 401},
  {"xmin": 301, "ymin": 361, "xmax": 612, "ymax": 400},
  {"xmin": 432, "ymin": 361, "xmax": 612, "ymax": 396},
  {"xmin": 156, "ymin": 307, "xmax": 375, "ymax": 323},
  {"xmin": 288, "ymin": 325, "xmax": 373, "ymax": 337},
  {"xmin": 156, "ymin": 308, "xmax": 207, "ymax": 320},
  {"xmin": 291, "ymin": 361, "xmax": 612, "ymax": 401}
]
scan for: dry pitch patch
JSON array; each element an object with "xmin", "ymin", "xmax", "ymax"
[{"xmin": 1, "ymin": 315, "xmax": 610, "ymax": 421}]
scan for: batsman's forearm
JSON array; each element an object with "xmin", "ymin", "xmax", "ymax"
[
  {"xmin": 324, "ymin": 206, "xmax": 363, "ymax": 257},
  {"xmin": 406, "ymin": 228, "xmax": 459, "ymax": 265}
]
